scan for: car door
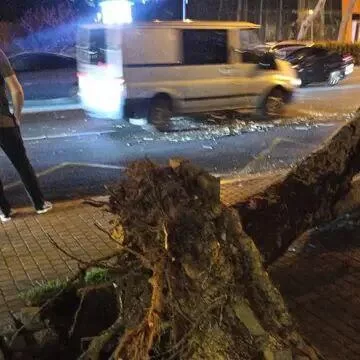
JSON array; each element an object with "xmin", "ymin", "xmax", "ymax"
[
  {"xmin": 179, "ymin": 29, "xmax": 241, "ymax": 113},
  {"xmin": 286, "ymin": 47, "xmax": 317, "ymax": 83},
  {"xmin": 12, "ymin": 53, "xmax": 77, "ymax": 100},
  {"xmin": 40, "ymin": 54, "xmax": 78, "ymax": 98},
  {"xmin": 222, "ymin": 28, "xmax": 272, "ymax": 110},
  {"xmin": 10, "ymin": 54, "xmax": 44, "ymax": 100},
  {"xmin": 308, "ymin": 48, "xmax": 329, "ymax": 82}
]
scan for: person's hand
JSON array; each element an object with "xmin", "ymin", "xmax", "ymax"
[{"xmin": 13, "ymin": 114, "xmax": 20, "ymax": 126}]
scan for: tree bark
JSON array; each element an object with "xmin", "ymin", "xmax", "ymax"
[
  {"xmin": 297, "ymin": 0, "xmax": 327, "ymax": 40},
  {"xmin": 338, "ymin": 0, "xmax": 357, "ymax": 41},
  {"xmin": 235, "ymin": 109, "xmax": 360, "ymax": 265}
]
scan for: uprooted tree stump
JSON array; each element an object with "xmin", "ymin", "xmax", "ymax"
[
  {"xmin": 236, "ymin": 108, "xmax": 360, "ymax": 265},
  {"xmin": 5, "ymin": 158, "xmax": 322, "ymax": 360},
  {"xmin": 78, "ymin": 159, "xmax": 319, "ymax": 360}
]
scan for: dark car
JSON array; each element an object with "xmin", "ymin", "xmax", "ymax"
[
  {"xmin": 8, "ymin": 52, "xmax": 78, "ymax": 100},
  {"xmin": 269, "ymin": 41, "xmax": 313, "ymax": 59},
  {"xmin": 285, "ymin": 46, "xmax": 354, "ymax": 87}
]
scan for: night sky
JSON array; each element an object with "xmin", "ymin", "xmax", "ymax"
[{"xmin": 0, "ymin": 0, "xmax": 341, "ymax": 22}]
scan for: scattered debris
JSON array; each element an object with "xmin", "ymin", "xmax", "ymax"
[{"xmin": 202, "ymin": 145, "xmax": 213, "ymax": 150}]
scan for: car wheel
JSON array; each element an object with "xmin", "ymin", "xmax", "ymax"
[
  {"xmin": 148, "ymin": 95, "xmax": 172, "ymax": 131},
  {"xmin": 260, "ymin": 88, "xmax": 285, "ymax": 118},
  {"xmin": 328, "ymin": 71, "xmax": 341, "ymax": 86}
]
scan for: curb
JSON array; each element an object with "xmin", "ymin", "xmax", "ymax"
[
  {"xmin": 219, "ymin": 169, "xmax": 287, "ymax": 185},
  {"xmin": 20, "ymin": 97, "xmax": 82, "ymax": 115},
  {"xmin": 9, "ymin": 170, "xmax": 289, "ymax": 214}
]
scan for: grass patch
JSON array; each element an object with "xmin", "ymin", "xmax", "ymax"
[
  {"xmin": 20, "ymin": 279, "xmax": 67, "ymax": 306},
  {"xmin": 84, "ymin": 267, "xmax": 110, "ymax": 285},
  {"xmin": 19, "ymin": 268, "xmax": 111, "ymax": 306}
]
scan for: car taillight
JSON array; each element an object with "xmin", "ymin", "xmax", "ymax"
[{"xmin": 342, "ymin": 53, "xmax": 353, "ymax": 62}]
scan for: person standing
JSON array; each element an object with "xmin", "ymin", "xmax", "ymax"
[{"xmin": 0, "ymin": 48, "xmax": 52, "ymax": 222}]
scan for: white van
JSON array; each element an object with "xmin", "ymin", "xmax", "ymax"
[{"xmin": 77, "ymin": 21, "xmax": 300, "ymax": 130}]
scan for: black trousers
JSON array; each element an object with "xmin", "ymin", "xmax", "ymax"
[{"xmin": 0, "ymin": 125, "xmax": 44, "ymax": 215}]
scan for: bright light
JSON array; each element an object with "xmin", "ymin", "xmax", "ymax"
[
  {"xmin": 95, "ymin": 12, "xmax": 102, "ymax": 23},
  {"xmin": 78, "ymin": 73, "xmax": 125, "ymax": 119},
  {"xmin": 100, "ymin": 0, "xmax": 132, "ymax": 25},
  {"xmin": 308, "ymin": 9, "xmax": 314, "ymax": 15}
]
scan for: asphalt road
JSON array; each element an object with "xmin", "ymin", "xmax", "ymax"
[{"xmin": 2, "ymin": 71, "xmax": 359, "ymax": 209}]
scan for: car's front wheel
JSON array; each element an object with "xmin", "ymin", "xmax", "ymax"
[
  {"xmin": 148, "ymin": 95, "xmax": 172, "ymax": 131},
  {"xmin": 260, "ymin": 88, "xmax": 286, "ymax": 118},
  {"xmin": 328, "ymin": 70, "xmax": 341, "ymax": 86}
]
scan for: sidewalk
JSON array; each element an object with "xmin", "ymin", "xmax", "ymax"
[
  {"xmin": 0, "ymin": 179, "xmax": 359, "ymax": 360},
  {"xmin": 0, "ymin": 201, "xmax": 117, "ymax": 322}
]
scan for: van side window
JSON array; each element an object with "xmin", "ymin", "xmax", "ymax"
[{"xmin": 182, "ymin": 30, "xmax": 228, "ymax": 65}]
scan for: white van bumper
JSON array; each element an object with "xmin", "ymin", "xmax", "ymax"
[{"xmin": 78, "ymin": 74, "xmax": 126, "ymax": 120}]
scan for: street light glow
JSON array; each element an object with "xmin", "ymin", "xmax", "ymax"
[{"xmin": 100, "ymin": 0, "xmax": 133, "ymax": 24}]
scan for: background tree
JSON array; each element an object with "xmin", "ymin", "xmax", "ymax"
[
  {"xmin": 13, "ymin": 1, "xmax": 78, "ymax": 55},
  {"xmin": 297, "ymin": 0, "xmax": 327, "ymax": 40},
  {"xmin": 338, "ymin": 0, "xmax": 357, "ymax": 41}
]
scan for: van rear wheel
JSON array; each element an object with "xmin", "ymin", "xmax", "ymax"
[
  {"xmin": 148, "ymin": 96, "xmax": 172, "ymax": 131},
  {"xmin": 260, "ymin": 88, "xmax": 285, "ymax": 118}
]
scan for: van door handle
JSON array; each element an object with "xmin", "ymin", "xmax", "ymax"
[{"xmin": 219, "ymin": 67, "xmax": 232, "ymax": 75}]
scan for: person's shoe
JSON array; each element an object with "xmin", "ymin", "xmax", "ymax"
[
  {"xmin": 0, "ymin": 209, "xmax": 16, "ymax": 223},
  {"xmin": 36, "ymin": 201, "xmax": 53, "ymax": 215}
]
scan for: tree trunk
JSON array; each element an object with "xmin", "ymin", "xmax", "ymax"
[
  {"xmin": 277, "ymin": 0, "xmax": 283, "ymax": 40},
  {"xmin": 320, "ymin": 6, "xmax": 325, "ymax": 40},
  {"xmin": 236, "ymin": 109, "xmax": 360, "ymax": 265},
  {"xmin": 259, "ymin": 0, "xmax": 264, "ymax": 24},
  {"xmin": 236, "ymin": 0, "xmax": 242, "ymax": 21},
  {"xmin": 297, "ymin": 0, "xmax": 327, "ymax": 40},
  {"xmin": 259, "ymin": 0, "xmax": 264, "ymax": 40},
  {"xmin": 218, "ymin": 0, "xmax": 224, "ymax": 20},
  {"xmin": 244, "ymin": 0, "xmax": 248, "ymax": 21},
  {"xmin": 338, "ymin": 0, "xmax": 357, "ymax": 41}
]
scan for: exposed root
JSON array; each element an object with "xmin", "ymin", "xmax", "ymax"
[
  {"xmin": 69, "ymin": 291, "xmax": 86, "ymax": 339},
  {"xmin": 78, "ymin": 315, "xmax": 124, "ymax": 360},
  {"xmin": 114, "ymin": 258, "xmax": 165, "ymax": 360}
]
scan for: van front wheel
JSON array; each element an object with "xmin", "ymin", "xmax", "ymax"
[
  {"xmin": 260, "ymin": 88, "xmax": 285, "ymax": 118},
  {"xmin": 148, "ymin": 96, "xmax": 172, "ymax": 131}
]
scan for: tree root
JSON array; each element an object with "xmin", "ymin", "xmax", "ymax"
[
  {"xmin": 69, "ymin": 291, "xmax": 86, "ymax": 339},
  {"xmin": 114, "ymin": 258, "xmax": 165, "ymax": 360},
  {"xmin": 78, "ymin": 315, "xmax": 124, "ymax": 360}
]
